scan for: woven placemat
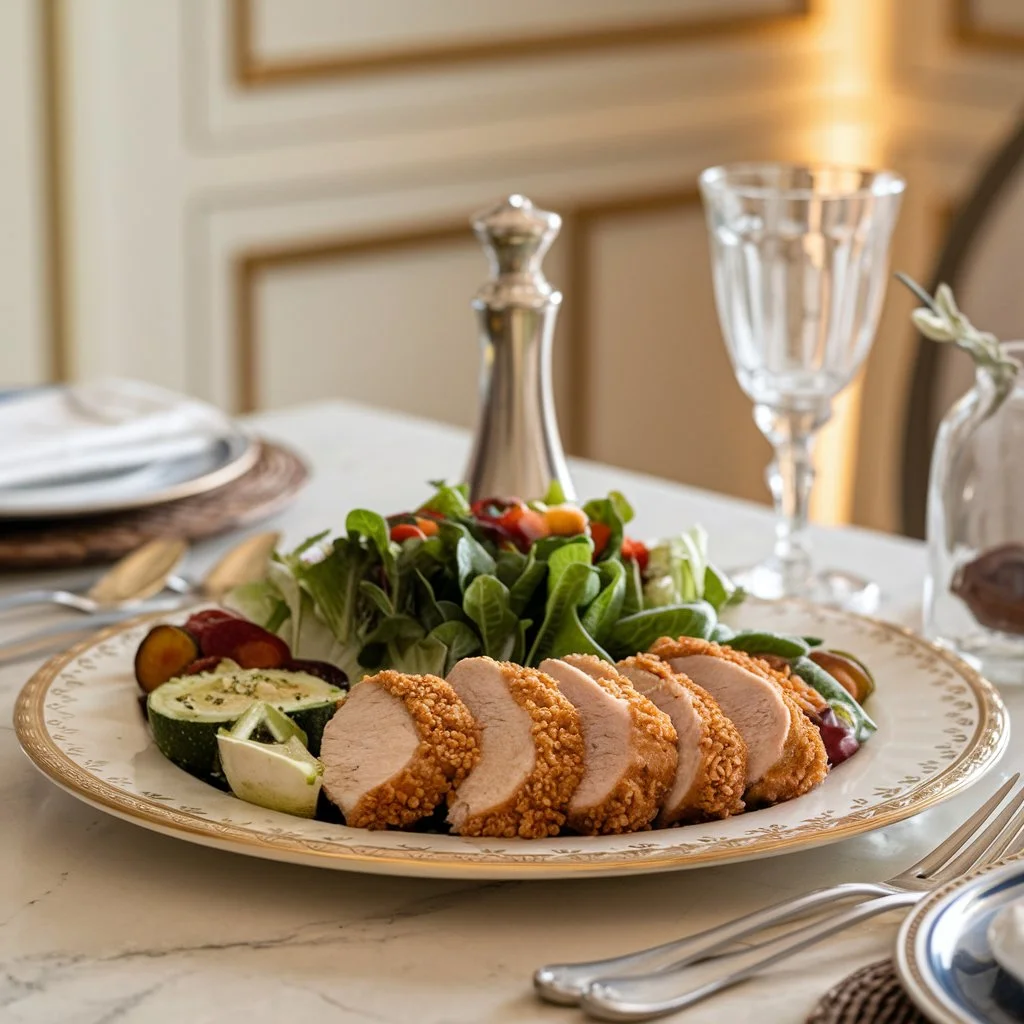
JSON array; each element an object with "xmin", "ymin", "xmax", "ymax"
[
  {"xmin": 807, "ymin": 959, "xmax": 928, "ymax": 1024},
  {"xmin": 0, "ymin": 440, "xmax": 308, "ymax": 570}
]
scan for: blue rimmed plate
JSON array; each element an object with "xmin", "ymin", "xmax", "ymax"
[{"xmin": 897, "ymin": 859, "xmax": 1024, "ymax": 1023}]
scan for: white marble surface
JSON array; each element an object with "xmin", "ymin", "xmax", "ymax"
[{"xmin": 1, "ymin": 400, "xmax": 1019, "ymax": 1024}]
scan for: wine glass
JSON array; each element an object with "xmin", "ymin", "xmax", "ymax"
[{"xmin": 698, "ymin": 162, "xmax": 906, "ymax": 612}]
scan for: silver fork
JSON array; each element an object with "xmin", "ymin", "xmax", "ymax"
[
  {"xmin": 575, "ymin": 775, "xmax": 1024, "ymax": 1021},
  {"xmin": 535, "ymin": 773, "xmax": 1024, "ymax": 1007}
]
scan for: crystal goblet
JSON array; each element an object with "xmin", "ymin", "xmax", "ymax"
[{"xmin": 698, "ymin": 162, "xmax": 906, "ymax": 612}]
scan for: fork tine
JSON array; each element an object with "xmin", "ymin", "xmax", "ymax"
[
  {"xmin": 1002, "ymin": 830, "xmax": 1024, "ymax": 860},
  {"xmin": 903, "ymin": 773, "xmax": 1020, "ymax": 879},
  {"xmin": 929, "ymin": 782, "xmax": 1024, "ymax": 882},
  {"xmin": 982, "ymin": 798, "xmax": 1024, "ymax": 863}
]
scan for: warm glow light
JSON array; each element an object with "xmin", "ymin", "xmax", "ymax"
[{"xmin": 807, "ymin": 0, "xmax": 889, "ymax": 527}]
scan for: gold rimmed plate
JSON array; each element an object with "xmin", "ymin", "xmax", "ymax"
[
  {"xmin": 0, "ymin": 432, "xmax": 259, "ymax": 519},
  {"xmin": 13, "ymin": 600, "xmax": 1009, "ymax": 879}
]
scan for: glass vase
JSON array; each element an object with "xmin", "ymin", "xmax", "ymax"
[{"xmin": 925, "ymin": 340, "xmax": 1024, "ymax": 683}]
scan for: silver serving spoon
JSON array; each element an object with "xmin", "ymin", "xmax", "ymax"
[
  {"xmin": 0, "ymin": 537, "xmax": 188, "ymax": 615},
  {"xmin": 163, "ymin": 531, "xmax": 280, "ymax": 600},
  {"xmin": 0, "ymin": 531, "xmax": 282, "ymax": 664}
]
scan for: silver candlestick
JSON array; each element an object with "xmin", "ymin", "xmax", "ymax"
[{"xmin": 464, "ymin": 194, "xmax": 575, "ymax": 503}]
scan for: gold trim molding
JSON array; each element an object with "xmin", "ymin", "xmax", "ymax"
[
  {"xmin": 235, "ymin": 222, "xmax": 470, "ymax": 414},
  {"xmin": 233, "ymin": 191, "xmax": 702, "ymax": 421},
  {"xmin": 231, "ymin": 0, "xmax": 813, "ymax": 89},
  {"xmin": 41, "ymin": 0, "xmax": 70, "ymax": 382},
  {"xmin": 952, "ymin": 0, "xmax": 1024, "ymax": 52},
  {"xmin": 565, "ymin": 190, "xmax": 702, "ymax": 452}
]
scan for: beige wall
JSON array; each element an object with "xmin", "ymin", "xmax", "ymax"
[{"xmin": 5, "ymin": 0, "xmax": 1024, "ymax": 533}]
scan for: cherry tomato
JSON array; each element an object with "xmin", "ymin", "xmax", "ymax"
[
  {"xmin": 501, "ymin": 505, "xmax": 550, "ymax": 546},
  {"xmin": 390, "ymin": 523, "xmax": 427, "ymax": 543},
  {"xmin": 470, "ymin": 497, "xmax": 515, "ymax": 522},
  {"xmin": 589, "ymin": 521, "xmax": 612, "ymax": 558},
  {"xmin": 414, "ymin": 516, "xmax": 440, "ymax": 537},
  {"xmin": 544, "ymin": 504, "xmax": 588, "ymax": 536},
  {"xmin": 620, "ymin": 537, "xmax": 650, "ymax": 573},
  {"xmin": 471, "ymin": 497, "xmax": 550, "ymax": 550}
]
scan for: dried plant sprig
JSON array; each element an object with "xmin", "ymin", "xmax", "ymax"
[{"xmin": 895, "ymin": 272, "xmax": 1019, "ymax": 413}]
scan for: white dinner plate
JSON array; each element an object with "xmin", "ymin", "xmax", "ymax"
[
  {"xmin": 897, "ymin": 859, "xmax": 1024, "ymax": 1024},
  {"xmin": 0, "ymin": 431, "xmax": 258, "ymax": 518},
  {"xmin": 14, "ymin": 599, "xmax": 1008, "ymax": 880}
]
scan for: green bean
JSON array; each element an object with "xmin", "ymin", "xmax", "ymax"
[{"xmin": 725, "ymin": 630, "xmax": 809, "ymax": 659}]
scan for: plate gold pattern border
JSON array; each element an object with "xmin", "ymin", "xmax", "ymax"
[{"xmin": 13, "ymin": 602, "xmax": 1010, "ymax": 878}]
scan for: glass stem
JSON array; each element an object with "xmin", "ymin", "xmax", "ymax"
[{"xmin": 754, "ymin": 403, "xmax": 830, "ymax": 596}]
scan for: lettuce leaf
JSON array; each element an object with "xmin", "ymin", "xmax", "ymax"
[
  {"xmin": 608, "ymin": 601, "xmax": 716, "ymax": 660},
  {"xmin": 439, "ymin": 522, "xmax": 496, "ymax": 593},
  {"xmin": 582, "ymin": 491, "xmax": 633, "ymax": 561},
  {"xmin": 526, "ymin": 560, "xmax": 601, "ymax": 665},
  {"xmin": 226, "ymin": 580, "xmax": 289, "ymax": 635},
  {"xmin": 581, "ymin": 560, "xmax": 626, "ymax": 645},
  {"xmin": 226, "ymin": 486, "xmax": 741, "ymax": 687},
  {"xmin": 430, "ymin": 620, "xmax": 482, "ymax": 675},
  {"xmin": 507, "ymin": 549, "xmax": 547, "ymax": 616},
  {"xmin": 418, "ymin": 480, "xmax": 471, "ymax": 520},
  {"xmin": 643, "ymin": 526, "xmax": 712, "ymax": 607},
  {"xmin": 463, "ymin": 574, "xmax": 518, "ymax": 660}
]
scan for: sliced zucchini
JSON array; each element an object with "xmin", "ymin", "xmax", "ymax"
[
  {"xmin": 230, "ymin": 699, "xmax": 308, "ymax": 748},
  {"xmin": 147, "ymin": 666, "xmax": 342, "ymax": 782}
]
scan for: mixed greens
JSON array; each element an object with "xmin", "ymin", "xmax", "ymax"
[
  {"xmin": 228, "ymin": 481, "xmax": 742, "ymax": 685},
  {"xmin": 133, "ymin": 482, "xmax": 883, "ymax": 820},
  {"xmin": 225, "ymin": 481, "xmax": 875, "ymax": 750}
]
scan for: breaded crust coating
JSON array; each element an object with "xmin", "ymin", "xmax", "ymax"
[
  {"xmin": 620, "ymin": 654, "xmax": 747, "ymax": 824},
  {"xmin": 750, "ymin": 653, "xmax": 829, "ymax": 716},
  {"xmin": 342, "ymin": 671, "xmax": 479, "ymax": 830},
  {"xmin": 745, "ymin": 688, "xmax": 828, "ymax": 806},
  {"xmin": 560, "ymin": 654, "xmax": 678, "ymax": 835},
  {"xmin": 449, "ymin": 661, "xmax": 584, "ymax": 839},
  {"xmin": 649, "ymin": 637, "xmax": 828, "ymax": 806}
]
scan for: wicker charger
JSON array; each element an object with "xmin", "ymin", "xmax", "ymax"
[
  {"xmin": 807, "ymin": 960, "xmax": 928, "ymax": 1024},
  {"xmin": 0, "ymin": 440, "xmax": 308, "ymax": 570}
]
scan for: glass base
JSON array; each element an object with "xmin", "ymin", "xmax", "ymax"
[
  {"xmin": 931, "ymin": 630, "xmax": 1024, "ymax": 686},
  {"xmin": 730, "ymin": 560, "xmax": 881, "ymax": 616}
]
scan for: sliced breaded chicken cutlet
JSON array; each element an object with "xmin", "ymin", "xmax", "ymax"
[
  {"xmin": 614, "ymin": 654, "xmax": 747, "ymax": 824},
  {"xmin": 539, "ymin": 655, "xmax": 677, "ymax": 834},
  {"xmin": 650, "ymin": 637, "xmax": 828, "ymax": 806},
  {"xmin": 445, "ymin": 657, "xmax": 584, "ymax": 839},
  {"xmin": 320, "ymin": 670, "xmax": 479, "ymax": 829}
]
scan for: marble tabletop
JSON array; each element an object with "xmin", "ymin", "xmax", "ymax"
[{"xmin": 1, "ymin": 400, "xmax": 1018, "ymax": 1024}]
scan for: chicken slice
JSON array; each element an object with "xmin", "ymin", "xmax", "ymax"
[
  {"xmin": 614, "ymin": 654, "xmax": 747, "ymax": 824},
  {"xmin": 539, "ymin": 656, "xmax": 677, "ymax": 834},
  {"xmin": 445, "ymin": 657, "xmax": 584, "ymax": 839},
  {"xmin": 320, "ymin": 670, "xmax": 479, "ymax": 829},
  {"xmin": 650, "ymin": 637, "xmax": 828, "ymax": 806}
]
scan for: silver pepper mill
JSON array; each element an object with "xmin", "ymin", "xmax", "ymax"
[{"xmin": 464, "ymin": 194, "xmax": 575, "ymax": 502}]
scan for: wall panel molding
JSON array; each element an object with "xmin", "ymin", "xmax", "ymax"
[
  {"xmin": 564, "ymin": 189, "xmax": 702, "ymax": 452},
  {"xmin": 233, "ymin": 189, "xmax": 713, "ymax": 458},
  {"xmin": 231, "ymin": 0, "xmax": 813, "ymax": 89},
  {"xmin": 235, "ymin": 221, "xmax": 470, "ymax": 413},
  {"xmin": 40, "ymin": 0, "xmax": 69, "ymax": 382},
  {"xmin": 952, "ymin": 0, "xmax": 1024, "ymax": 53},
  {"xmin": 234, "ymin": 190, "xmax": 705, "ymax": 418}
]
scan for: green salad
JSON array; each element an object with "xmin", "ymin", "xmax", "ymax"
[{"xmin": 228, "ymin": 481, "xmax": 742, "ymax": 687}]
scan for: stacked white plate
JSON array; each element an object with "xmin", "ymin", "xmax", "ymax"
[{"xmin": 0, "ymin": 380, "xmax": 257, "ymax": 519}]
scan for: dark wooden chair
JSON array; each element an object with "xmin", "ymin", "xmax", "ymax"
[{"xmin": 901, "ymin": 112, "xmax": 1024, "ymax": 539}]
